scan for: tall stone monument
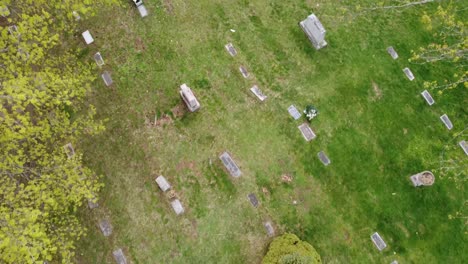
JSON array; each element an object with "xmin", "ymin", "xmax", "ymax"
[{"xmin": 299, "ymin": 14, "xmax": 327, "ymax": 50}]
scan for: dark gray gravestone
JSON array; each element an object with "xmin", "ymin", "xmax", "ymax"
[
  {"xmin": 318, "ymin": 151, "xmax": 331, "ymax": 166},
  {"xmin": 94, "ymin": 52, "xmax": 105, "ymax": 67},
  {"xmin": 288, "ymin": 105, "xmax": 301, "ymax": 120},
  {"xmin": 421, "ymin": 90, "xmax": 435, "ymax": 106},
  {"xmin": 99, "ymin": 219, "xmax": 113, "ymax": 237},
  {"xmin": 440, "ymin": 114, "xmax": 453, "ymax": 130},
  {"xmin": 239, "ymin": 66, "xmax": 249, "ymax": 78},
  {"xmin": 370, "ymin": 232, "xmax": 387, "ymax": 251},
  {"xmin": 112, "ymin": 248, "xmax": 127, "ymax": 264},
  {"xmin": 403, "ymin": 68, "xmax": 415, "ymax": 81},
  {"xmin": 459, "ymin": 140, "xmax": 468, "ymax": 156},
  {"xmin": 386, "ymin": 46, "xmax": 398, "ymax": 59},
  {"xmin": 102, "ymin": 71, "xmax": 113, "ymax": 86},
  {"xmin": 247, "ymin": 193, "xmax": 259, "ymax": 208},
  {"xmin": 298, "ymin": 123, "xmax": 316, "ymax": 141},
  {"xmin": 250, "ymin": 85, "xmax": 267, "ymax": 101},
  {"xmin": 225, "ymin": 43, "xmax": 237, "ymax": 56},
  {"xmin": 219, "ymin": 152, "xmax": 241, "ymax": 177},
  {"xmin": 264, "ymin": 221, "xmax": 275, "ymax": 237}
]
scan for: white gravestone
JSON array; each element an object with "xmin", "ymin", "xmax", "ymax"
[
  {"xmin": 225, "ymin": 43, "xmax": 237, "ymax": 56},
  {"xmin": 219, "ymin": 152, "xmax": 241, "ymax": 177},
  {"xmin": 403, "ymin": 68, "xmax": 415, "ymax": 81},
  {"xmin": 82, "ymin": 30, "xmax": 94, "ymax": 45},
  {"xmin": 318, "ymin": 151, "xmax": 331, "ymax": 166},
  {"xmin": 299, "ymin": 14, "xmax": 327, "ymax": 50},
  {"xmin": 288, "ymin": 105, "xmax": 301, "ymax": 120},
  {"xmin": 421, "ymin": 90, "xmax": 435, "ymax": 106},
  {"xmin": 102, "ymin": 71, "xmax": 113, "ymax": 86},
  {"xmin": 371, "ymin": 232, "xmax": 387, "ymax": 251},
  {"xmin": 250, "ymin": 85, "xmax": 267, "ymax": 101},
  {"xmin": 180, "ymin": 84, "xmax": 201, "ymax": 112},
  {"xmin": 171, "ymin": 199, "xmax": 185, "ymax": 215},
  {"xmin": 440, "ymin": 114, "xmax": 453, "ymax": 130},
  {"xmin": 298, "ymin": 123, "xmax": 316, "ymax": 141},
  {"xmin": 94, "ymin": 52, "xmax": 105, "ymax": 67},
  {"xmin": 387, "ymin": 46, "xmax": 398, "ymax": 59},
  {"xmin": 459, "ymin": 141, "xmax": 468, "ymax": 156},
  {"xmin": 155, "ymin": 176, "xmax": 171, "ymax": 192},
  {"xmin": 137, "ymin": 5, "xmax": 148, "ymax": 17},
  {"xmin": 112, "ymin": 248, "xmax": 128, "ymax": 264}
]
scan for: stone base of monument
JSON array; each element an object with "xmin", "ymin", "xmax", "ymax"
[{"xmin": 410, "ymin": 171, "xmax": 435, "ymax": 187}]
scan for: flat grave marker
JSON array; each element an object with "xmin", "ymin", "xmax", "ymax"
[
  {"xmin": 94, "ymin": 52, "xmax": 105, "ymax": 67},
  {"xmin": 99, "ymin": 219, "xmax": 113, "ymax": 237},
  {"xmin": 247, "ymin": 193, "xmax": 259, "ymax": 208},
  {"xmin": 250, "ymin": 85, "xmax": 267, "ymax": 102},
  {"xmin": 298, "ymin": 123, "xmax": 316, "ymax": 141},
  {"xmin": 371, "ymin": 232, "xmax": 387, "ymax": 251},
  {"xmin": 170, "ymin": 199, "xmax": 185, "ymax": 215},
  {"xmin": 137, "ymin": 5, "xmax": 148, "ymax": 17},
  {"xmin": 224, "ymin": 43, "xmax": 237, "ymax": 56},
  {"xmin": 386, "ymin": 46, "xmax": 398, "ymax": 59},
  {"xmin": 63, "ymin": 143, "xmax": 75, "ymax": 158},
  {"xmin": 403, "ymin": 67, "xmax": 415, "ymax": 81},
  {"xmin": 288, "ymin": 105, "xmax": 301, "ymax": 120},
  {"xmin": 318, "ymin": 151, "xmax": 331, "ymax": 166},
  {"xmin": 87, "ymin": 199, "xmax": 99, "ymax": 209},
  {"xmin": 264, "ymin": 221, "xmax": 275, "ymax": 237},
  {"xmin": 459, "ymin": 140, "xmax": 468, "ymax": 156},
  {"xmin": 219, "ymin": 151, "xmax": 242, "ymax": 177},
  {"xmin": 82, "ymin": 30, "xmax": 94, "ymax": 45},
  {"xmin": 239, "ymin": 66, "xmax": 250, "ymax": 78},
  {"xmin": 155, "ymin": 175, "xmax": 171, "ymax": 192},
  {"xmin": 421, "ymin": 90, "xmax": 435, "ymax": 106},
  {"xmin": 102, "ymin": 71, "xmax": 113, "ymax": 86},
  {"xmin": 440, "ymin": 114, "xmax": 453, "ymax": 130},
  {"xmin": 112, "ymin": 248, "xmax": 128, "ymax": 264}
]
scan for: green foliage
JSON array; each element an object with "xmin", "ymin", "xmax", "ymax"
[{"xmin": 262, "ymin": 234, "xmax": 321, "ymax": 264}]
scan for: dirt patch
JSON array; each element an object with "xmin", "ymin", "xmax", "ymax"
[
  {"xmin": 171, "ymin": 104, "xmax": 185, "ymax": 118},
  {"xmin": 135, "ymin": 37, "xmax": 146, "ymax": 53},
  {"xmin": 281, "ymin": 174, "xmax": 293, "ymax": 183},
  {"xmin": 163, "ymin": 0, "xmax": 174, "ymax": 14},
  {"xmin": 371, "ymin": 81, "xmax": 383, "ymax": 100},
  {"xmin": 403, "ymin": 128, "xmax": 408, "ymax": 134},
  {"xmin": 155, "ymin": 114, "xmax": 173, "ymax": 127}
]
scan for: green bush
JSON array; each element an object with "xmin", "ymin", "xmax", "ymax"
[{"xmin": 262, "ymin": 234, "xmax": 321, "ymax": 264}]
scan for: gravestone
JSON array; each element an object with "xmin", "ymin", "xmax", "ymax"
[
  {"xmin": 219, "ymin": 152, "xmax": 242, "ymax": 177},
  {"xmin": 298, "ymin": 123, "xmax": 316, "ymax": 141},
  {"xmin": 403, "ymin": 68, "xmax": 415, "ymax": 81},
  {"xmin": 180, "ymin": 84, "xmax": 201, "ymax": 112},
  {"xmin": 63, "ymin": 143, "xmax": 75, "ymax": 158},
  {"xmin": 247, "ymin": 193, "xmax": 259, "ymax": 208},
  {"xmin": 250, "ymin": 85, "xmax": 267, "ymax": 102},
  {"xmin": 318, "ymin": 151, "xmax": 331, "ymax": 166},
  {"xmin": 99, "ymin": 219, "xmax": 113, "ymax": 237},
  {"xmin": 94, "ymin": 52, "xmax": 105, "ymax": 67},
  {"xmin": 440, "ymin": 114, "xmax": 453, "ymax": 130},
  {"xmin": 386, "ymin": 46, "xmax": 398, "ymax": 59},
  {"xmin": 421, "ymin": 90, "xmax": 435, "ymax": 106},
  {"xmin": 102, "ymin": 71, "xmax": 113, "ymax": 86},
  {"xmin": 155, "ymin": 175, "xmax": 171, "ymax": 192},
  {"xmin": 264, "ymin": 221, "xmax": 275, "ymax": 237},
  {"xmin": 0, "ymin": 6, "xmax": 10, "ymax": 17},
  {"xmin": 390, "ymin": 261, "xmax": 398, "ymax": 264},
  {"xmin": 410, "ymin": 171, "xmax": 435, "ymax": 187},
  {"xmin": 72, "ymin": 11, "xmax": 81, "ymax": 21},
  {"xmin": 171, "ymin": 199, "xmax": 185, "ymax": 215},
  {"xmin": 459, "ymin": 140, "xmax": 468, "ymax": 156},
  {"xmin": 82, "ymin": 30, "xmax": 94, "ymax": 45},
  {"xmin": 370, "ymin": 232, "xmax": 387, "ymax": 251},
  {"xmin": 225, "ymin": 43, "xmax": 237, "ymax": 56},
  {"xmin": 288, "ymin": 105, "xmax": 301, "ymax": 120},
  {"xmin": 299, "ymin": 14, "xmax": 327, "ymax": 50},
  {"xmin": 137, "ymin": 5, "xmax": 148, "ymax": 17},
  {"xmin": 239, "ymin": 66, "xmax": 250, "ymax": 78},
  {"xmin": 112, "ymin": 248, "xmax": 128, "ymax": 264},
  {"xmin": 87, "ymin": 199, "xmax": 99, "ymax": 209}
]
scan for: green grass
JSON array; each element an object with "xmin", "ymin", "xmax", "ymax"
[{"xmin": 76, "ymin": 1, "xmax": 467, "ymax": 263}]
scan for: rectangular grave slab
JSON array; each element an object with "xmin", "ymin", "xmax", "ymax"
[
  {"xmin": 371, "ymin": 232, "xmax": 387, "ymax": 251},
  {"xmin": 219, "ymin": 152, "xmax": 241, "ymax": 177},
  {"xmin": 87, "ymin": 199, "xmax": 99, "ymax": 209},
  {"xmin": 288, "ymin": 105, "xmax": 301, "ymax": 120},
  {"xmin": 247, "ymin": 193, "xmax": 259, "ymax": 208},
  {"xmin": 99, "ymin": 219, "xmax": 113, "ymax": 237},
  {"xmin": 264, "ymin": 221, "xmax": 275, "ymax": 237},
  {"xmin": 300, "ymin": 14, "xmax": 327, "ymax": 50},
  {"xmin": 94, "ymin": 52, "xmax": 105, "ymax": 67},
  {"xmin": 298, "ymin": 123, "xmax": 316, "ymax": 141},
  {"xmin": 170, "ymin": 199, "xmax": 185, "ymax": 215},
  {"xmin": 137, "ymin": 4, "xmax": 148, "ymax": 17},
  {"xmin": 421, "ymin": 90, "xmax": 435, "ymax": 106},
  {"xmin": 250, "ymin": 85, "xmax": 267, "ymax": 102},
  {"xmin": 225, "ymin": 43, "xmax": 237, "ymax": 56},
  {"xmin": 155, "ymin": 176, "xmax": 171, "ymax": 192},
  {"xmin": 239, "ymin": 66, "xmax": 250, "ymax": 78},
  {"xmin": 386, "ymin": 46, "xmax": 398, "ymax": 59},
  {"xmin": 440, "ymin": 114, "xmax": 453, "ymax": 130},
  {"xmin": 82, "ymin": 30, "xmax": 94, "ymax": 44},
  {"xmin": 0, "ymin": 6, "xmax": 10, "ymax": 17},
  {"xmin": 102, "ymin": 71, "xmax": 113, "ymax": 86},
  {"xmin": 459, "ymin": 140, "xmax": 468, "ymax": 156},
  {"xmin": 318, "ymin": 151, "xmax": 331, "ymax": 166},
  {"xmin": 112, "ymin": 248, "xmax": 128, "ymax": 264},
  {"xmin": 403, "ymin": 67, "xmax": 415, "ymax": 81},
  {"xmin": 63, "ymin": 143, "xmax": 75, "ymax": 158}
]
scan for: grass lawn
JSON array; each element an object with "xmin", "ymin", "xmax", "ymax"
[{"xmin": 76, "ymin": 1, "xmax": 467, "ymax": 263}]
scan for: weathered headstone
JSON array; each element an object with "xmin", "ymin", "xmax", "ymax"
[
  {"xmin": 239, "ymin": 66, "xmax": 250, "ymax": 78},
  {"xmin": 170, "ymin": 199, "xmax": 185, "ymax": 215},
  {"xmin": 264, "ymin": 221, "xmax": 275, "ymax": 237},
  {"xmin": 247, "ymin": 193, "xmax": 259, "ymax": 208},
  {"xmin": 98, "ymin": 219, "xmax": 113, "ymax": 237},
  {"xmin": 225, "ymin": 43, "xmax": 237, "ymax": 56},
  {"xmin": 250, "ymin": 85, "xmax": 267, "ymax": 102},
  {"xmin": 403, "ymin": 68, "xmax": 415, "ymax": 81},
  {"xmin": 410, "ymin": 171, "xmax": 435, "ymax": 187},
  {"xmin": 318, "ymin": 151, "xmax": 331, "ymax": 166},
  {"xmin": 137, "ymin": 5, "xmax": 148, "ymax": 17},
  {"xmin": 63, "ymin": 143, "xmax": 75, "ymax": 158},
  {"xmin": 459, "ymin": 140, "xmax": 468, "ymax": 156},
  {"xmin": 370, "ymin": 232, "xmax": 387, "ymax": 251},
  {"xmin": 112, "ymin": 248, "xmax": 128, "ymax": 264},
  {"xmin": 82, "ymin": 30, "xmax": 94, "ymax": 45},
  {"xmin": 94, "ymin": 52, "xmax": 105, "ymax": 67},
  {"xmin": 299, "ymin": 14, "xmax": 327, "ymax": 50},
  {"xmin": 440, "ymin": 114, "xmax": 453, "ymax": 130},
  {"xmin": 87, "ymin": 199, "xmax": 99, "ymax": 209},
  {"xmin": 0, "ymin": 6, "xmax": 10, "ymax": 17},
  {"xmin": 298, "ymin": 123, "xmax": 316, "ymax": 141},
  {"xmin": 102, "ymin": 71, "xmax": 113, "ymax": 86},
  {"xmin": 288, "ymin": 105, "xmax": 301, "ymax": 120},
  {"xmin": 180, "ymin": 84, "xmax": 201, "ymax": 112},
  {"xmin": 421, "ymin": 90, "xmax": 435, "ymax": 106},
  {"xmin": 386, "ymin": 46, "xmax": 398, "ymax": 59},
  {"xmin": 155, "ymin": 175, "xmax": 171, "ymax": 192},
  {"xmin": 72, "ymin": 11, "xmax": 81, "ymax": 21},
  {"xmin": 219, "ymin": 152, "xmax": 241, "ymax": 177}
]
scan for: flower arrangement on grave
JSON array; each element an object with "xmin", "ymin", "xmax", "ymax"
[{"xmin": 304, "ymin": 105, "xmax": 318, "ymax": 121}]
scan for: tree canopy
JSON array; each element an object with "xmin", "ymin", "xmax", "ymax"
[{"xmin": 262, "ymin": 233, "xmax": 322, "ymax": 264}]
